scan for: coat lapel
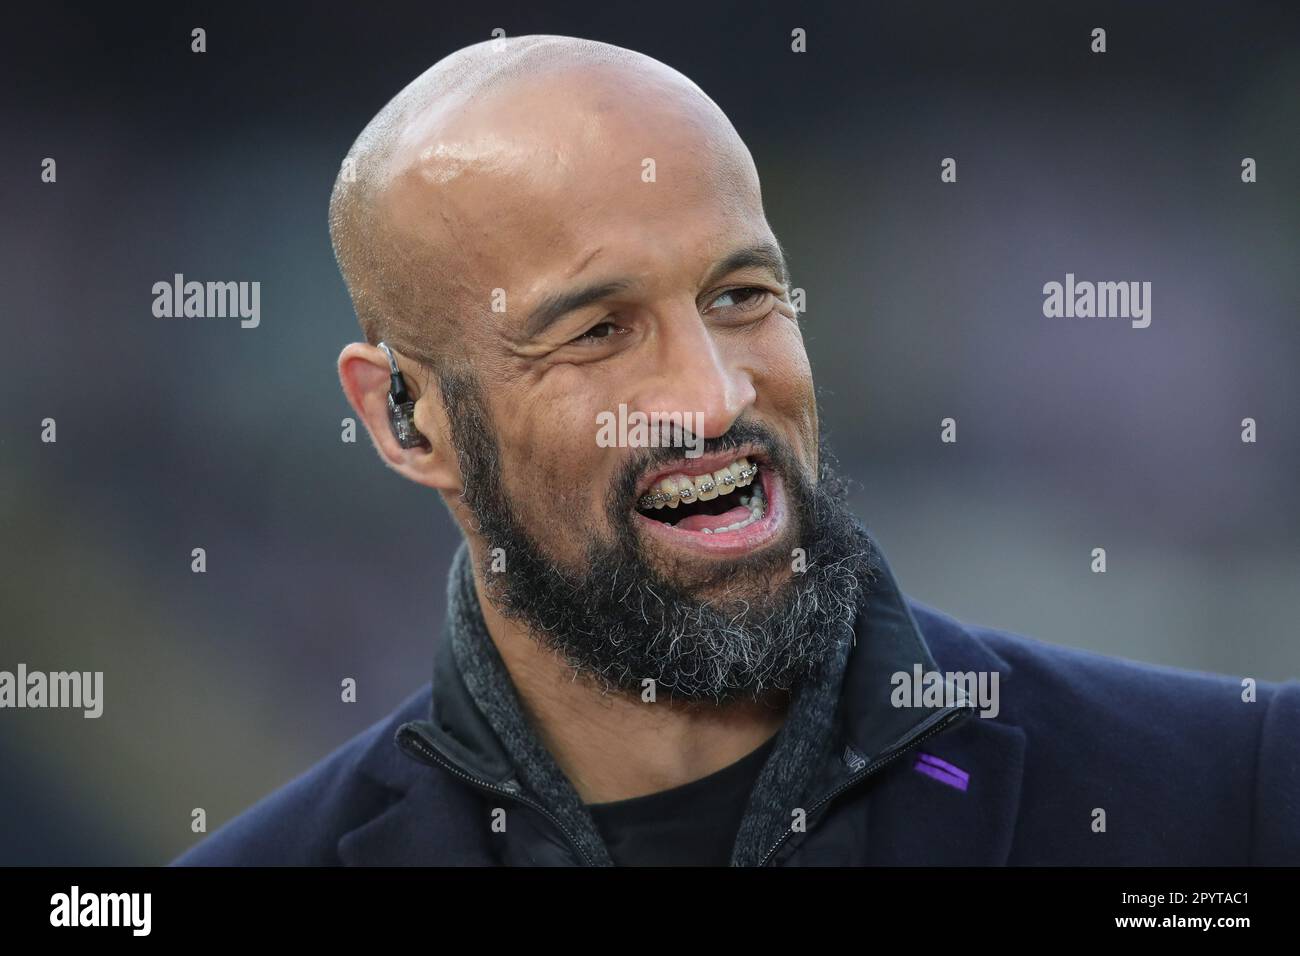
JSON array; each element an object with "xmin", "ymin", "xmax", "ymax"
[
  {"xmin": 862, "ymin": 714, "xmax": 1026, "ymax": 864},
  {"xmin": 334, "ymin": 674, "xmax": 500, "ymax": 866},
  {"xmin": 826, "ymin": 536, "xmax": 1027, "ymax": 866}
]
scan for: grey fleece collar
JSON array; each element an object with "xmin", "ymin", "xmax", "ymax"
[
  {"xmin": 442, "ymin": 540, "xmax": 864, "ymax": 867},
  {"xmin": 445, "ymin": 542, "xmax": 613, "ymax": 866}
]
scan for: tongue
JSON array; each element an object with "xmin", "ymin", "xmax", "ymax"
[{"xmin": 676, "ymin": 503, "xmax": 752, "ymax": 533}]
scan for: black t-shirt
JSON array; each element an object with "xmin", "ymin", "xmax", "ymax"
[{"xmin": 585, "ymin": 735, "xmax": 778, "ymax": 866}]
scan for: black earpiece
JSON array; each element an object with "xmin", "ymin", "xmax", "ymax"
[{"xmin": 377, "ymin": 342, "xmax": 429, "ymax": 449}]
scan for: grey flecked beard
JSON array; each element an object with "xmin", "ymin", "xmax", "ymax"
[{"xmin": 438, "ymin": 370, "xmax": 877, "ymax": 705}]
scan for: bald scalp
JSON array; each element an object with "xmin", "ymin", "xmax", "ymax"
[{"xmin": 328, "ymin": 34, "xmax": 718, "ymax": 374}]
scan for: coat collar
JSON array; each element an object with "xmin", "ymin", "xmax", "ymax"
[
  {"xmin": 786, "ymin": 537, "xmax": 1026, "ymax": 865},
  {"xmin": 339, "ymin": 530, "xmax": 1025, "ymax": 865}
]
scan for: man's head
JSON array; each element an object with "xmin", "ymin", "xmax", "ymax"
[{"xmin": 334, "ymin": 35, "xmax": 876, "ymax": 703}]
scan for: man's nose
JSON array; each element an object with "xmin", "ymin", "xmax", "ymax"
[{"xmin": 627, "ymin": 309, "xmax": 757, "ymax": 441}]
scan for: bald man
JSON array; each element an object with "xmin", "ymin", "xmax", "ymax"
[{"xmin": 174, "ymin": 35, "xmax": 1299, "ymax": 867}]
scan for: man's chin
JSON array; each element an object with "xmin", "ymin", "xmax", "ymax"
[{"xmin": 680, "ymin": 562, "xmax": 800, "ymax": 612}]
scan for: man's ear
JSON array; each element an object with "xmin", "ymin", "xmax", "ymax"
[{"xmin": 337, "ymin": 342, "xmax": 462, "ymax": 493}]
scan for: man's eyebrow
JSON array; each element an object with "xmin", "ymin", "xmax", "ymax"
[
  {"xmin": 701, "ymin": 240, "xmax": 790, "ymax": 290},
  {"xmin": 521, "ymin": 239, "xmax": 790, "ymax": 340},
  {"xmin": 523, "ymin": 280, "xmax": 632, "ymax": 339}
]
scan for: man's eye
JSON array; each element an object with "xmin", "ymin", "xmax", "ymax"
[
  {"xmin": 570, "ymin": 321, "xmax": 625, "ymax": 345},
  {"xmin": 708, "ymin": 287, "xmax": 773, "ymax": 312}
]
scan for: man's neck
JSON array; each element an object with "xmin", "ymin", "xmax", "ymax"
[{"xmin": 472, "ymin": 563, "xmax": 789, "ymax": 804}]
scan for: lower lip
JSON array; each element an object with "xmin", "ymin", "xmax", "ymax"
[{"xmin": 632, "ymin": 465, "xmax": 786, "ymax": 557}]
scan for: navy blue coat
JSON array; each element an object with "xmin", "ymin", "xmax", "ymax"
[{"xmin": 172, "ymin": 557, "xmax": 1300, "ymax": 866}]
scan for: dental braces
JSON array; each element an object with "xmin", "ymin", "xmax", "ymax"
[{"xmin": 637, "ymin": 463, "xmax": 760, "ymax": 510}]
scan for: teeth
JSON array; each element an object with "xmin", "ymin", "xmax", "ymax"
[
  {"xmin": 657, "ymin": 477, "xmax": 680, "ymax": 508},
  {"xmin": 637, "ymin": 459, "xmax": 760, "ymax": 510},
  {"xmin": 700, "ymin": 490, "xmax": 767, "ymax": 534}
]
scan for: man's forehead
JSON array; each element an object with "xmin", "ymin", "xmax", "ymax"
[
  {"xmin": 383, "ymin": 84, "xmax": 754, "ymax": 225},
  {"xmin": 370, "ymin": 53, "xmax": 769, "ymax": 341}
]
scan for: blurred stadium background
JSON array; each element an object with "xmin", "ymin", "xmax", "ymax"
[{"xmin": 2, "ymin": 1, "xmax": 1297, "ymax": 863}]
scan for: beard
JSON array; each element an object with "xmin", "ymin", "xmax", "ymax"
[{"xmin": 437, "ymin": 369, "xmax": 879, "ymax": 705}]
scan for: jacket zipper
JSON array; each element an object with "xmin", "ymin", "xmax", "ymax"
[
  {"xmin": 757, "ymin": 704, "xmax": 973, "ymax": 867},
  {"xmin": 397, "ymin": 725, "xmax": 597, "ymax": 866}
]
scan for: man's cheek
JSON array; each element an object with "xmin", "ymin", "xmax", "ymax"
[
  {"xmin": 757, "ymin": 365, "xmax": 815, "ymax": 432},
  {"xmin": 518, "ymin": 470, "xmax": 597, "ymax": 534},
  {"xmin": 754, "ymin": 322, "xmax": 813, "ymax": 391}
]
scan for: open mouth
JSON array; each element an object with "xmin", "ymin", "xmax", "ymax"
[{"xmin": 634, "ymin": 456, "xmax": 768, "ymax": 534}]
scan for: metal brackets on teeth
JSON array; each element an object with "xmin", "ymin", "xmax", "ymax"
[{"xmin": 637, "ymin": 464, "xmax": 759, "ymax": 510}]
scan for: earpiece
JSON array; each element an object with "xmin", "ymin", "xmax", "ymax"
[{"xmin": 377, "ymin": 341, "xmax": 429, "ymax": 449}]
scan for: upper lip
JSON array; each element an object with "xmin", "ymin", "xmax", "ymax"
[{"xmin": 633, "ymin": 445, "xmax": 768, "ymax": 499}]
